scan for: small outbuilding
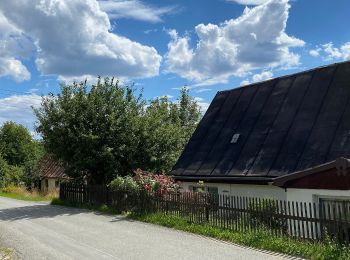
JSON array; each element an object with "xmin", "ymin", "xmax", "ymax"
[
  {"xmin": 39, "ymin": 155, "xmax": 70, "ymax": 193},
  {"xmin": 171, "ymin": 61, "xmax": 350, "ymax": 205}
]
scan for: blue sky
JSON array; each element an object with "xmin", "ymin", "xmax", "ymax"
[{"xmin": 0, "ymin": 0, "xmax": 350, "ymax": 134}]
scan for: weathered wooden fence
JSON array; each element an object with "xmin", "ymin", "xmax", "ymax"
[{"xmin": 60, "ymin": 183, "xmax": 350, "ymax": 243}]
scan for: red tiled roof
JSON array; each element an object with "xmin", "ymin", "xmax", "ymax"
[{"xmin": 40, "ymin": 155, "xmax": 70, "ymax": 179}]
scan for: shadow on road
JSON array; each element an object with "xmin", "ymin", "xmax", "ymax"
[{"xmin": 0, "ymin": 203, "xmax": 127, "ymax": 222}]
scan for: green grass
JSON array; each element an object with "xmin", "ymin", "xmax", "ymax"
[
  {"xmin": 0, "ymin": 191, "xmax": 52, "ymax": 202},
  {"xmin": 0, "ymin": 247, "xmax": 14, "ymax": 260},
  {"xmin": 51, "ymin": 198, "xmax": 120, "ymax": 214},
  {"xmin": 128, "ymin": 212, "xmax": 350, "ymax": 260}
]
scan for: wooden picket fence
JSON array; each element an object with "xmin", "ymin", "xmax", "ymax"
[{"xmin": 60, "ymin": 183, "xmax": 350, "ymax": 243}]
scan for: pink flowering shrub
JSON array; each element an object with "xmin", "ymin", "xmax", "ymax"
[
  {"xmin": 109, "ymin": 169, "xmax": 180, "ymax": 197},
  {"xmin": 134, "ymin": 169, "xmax": 180, "ymax": 196}
]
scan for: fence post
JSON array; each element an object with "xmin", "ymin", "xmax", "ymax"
[
  {"xmin": 165, "ymin": 199, "xmax": 169, "ymax": 215},
  {"xmin": 59, "ymin": 182, "xmax": 64, "ymax": 200},
  {"xmin": 205, "ymin": 193, "xmax": 210, "ymax": 222}
]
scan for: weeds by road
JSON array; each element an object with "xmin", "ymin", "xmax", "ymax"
[
  {"xmin": 128, "ymin": 212, "xmax": 350, "ymax": 260},
  {"xmin": 0, "ymin": 247, "xmax": 14, "ymax": 260},
  {"xmin": 0, "ymin": 185, "xmax": 57, "ymax": 202}
]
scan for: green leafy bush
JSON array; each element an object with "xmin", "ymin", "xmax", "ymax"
[
  {"xmin": 0, "ymin": 155, "xmax": 24, "ymax": 187},
  {"xmin": 109, "ymin": 176, "xmax": 141, "ymax": 196}
]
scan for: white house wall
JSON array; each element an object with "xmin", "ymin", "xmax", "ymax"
[
  {"xmin": 287, "ymin": 188, "xmax": 350, "ymax": 204},
  {"xmin": 180, "ymin": 182, "xmax": 350, "ymax": 238},
  {"xmin": 180, "ymin": 182, "xmax": 350, "ymax": 202},
  {"xmin": 180, "ymin": 182, "xmax": 286, "ymax": 200},
  {"xmin": 41, "ymin": 178, "xmax": 59, "ymax": 193},
  {"xmin": 286, "ymin": 188, "xmax": 350, "ymax": 238}
]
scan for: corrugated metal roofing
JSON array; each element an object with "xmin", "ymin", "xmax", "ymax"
[{"xmin": 171, "ymin": 61, "xmax": 350, "ymax": 180}]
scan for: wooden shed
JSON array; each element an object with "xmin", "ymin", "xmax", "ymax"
[{"xmin": 39, "ymin": 155, "xmax": 70, "ymax": 192}]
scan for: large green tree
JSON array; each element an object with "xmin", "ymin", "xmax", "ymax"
[
  {"xmin": 0, "ymin": 155, "xmax": 23, "ymax": 188},
  {"xmin": 0, "ymin": 122, "xmax": 34, "ymax": 165},
  {"xmin": 34, "ymin": 78, "xmax": 201, "ymax": 184},
  {"xmin": 0, "ymin": 122, "xmax": 43, "ymax": 187},
  {"xmin": 136, "ymin": 89, "xmax": 200, "ymax": 172}
]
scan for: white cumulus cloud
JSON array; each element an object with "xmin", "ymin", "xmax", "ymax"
[
  {"xmin": 0, "ymin": 0, "xmax": 162, "ymax": 82},
  {"xmin": 322, "ymin": 43, "xmax": 342, "ymax": 59},
  {"xmin": 98, "ymin": 0, "xmax": 177, "ymax": 23},
  {"xmin": 165, "ymin": 0, "xmax": 304, "ymax": 86},
  {"xmin": 240, "ymin": 70, "xmax": 273, "ymax": 86},
  {"xmin": 227, "ymin": 0, "xmax": 270, "ymax": 5},
  {"xmin": 0, "ymin": 94, "xmax": 42, "ymax": 133},
  {"xmin": 341, "ymin": 43, "xmax": 350, "ymax": 60},
  {"xmin": 0, "ymin": 58, "xmax": 30, "ymax": 83},
  {"xmin": 309, "ymin": 42, "xmax": 350, "ymax": 61},
  {"xmin": 309, "ymin": 49, "xmax": 320, "ymax": 57},
  {"xmin": 240, "ymin": 80, "xmax": 250, "ymax": 86},
  {"xmin": 0, "ymin": 12, "xmax": 33, "ymax": 82},
  {"xmin": 251, "ymin": 71, "xmax": 273, "ymax": 82}
]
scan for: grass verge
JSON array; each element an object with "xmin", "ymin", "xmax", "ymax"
[
  {"xmin": 51, "ymin": 198, "xmax": 120, "ymax": 214},
  {"xmin": 0, "ymin": 247, "xmax": 14, "ymax": 260},
  {"xmin": 0, "ymin": 191, "xmax": 52, "ymax": 202},
  {"xmin": 0, "ymin": 185, "xmax": 58, "ymax": 202},
  {"xmin": 128, "ymin": 212, "xmax": 350, "ymax": 260}
]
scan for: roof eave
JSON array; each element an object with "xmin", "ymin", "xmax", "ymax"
[
  {"xmin": 272, "ymin": 157, "xmax": 350, "ymax": 187},
  {"xmin": 172, "ymin": 175, "xmax": 275, "ymax": 185}
]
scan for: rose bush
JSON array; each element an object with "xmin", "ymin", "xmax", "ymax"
[
  {"xmin": 109, "ymin": 169, "xmax": 180, "ymax": 197},
  {"xmin": 134, "ymin": 169, "xmax": 180, "ymax": 196}
]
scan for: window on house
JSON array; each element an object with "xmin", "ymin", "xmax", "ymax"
[
  {"xmin": 191, "ymin": 186, "xmax": 204, "ymax": 193},
  {"xmin": 206, "ymin": 187, "xmax": 219, "ymax": 206},
  {"xmin": 45, "ymin": 179, "xmax": 48, "ymax": 188},
  {"xmin": 189, "ymin": 185, "xmax": 220, "ymax": 207},
  {"xmin": 189, "ymin": 185, "xmax": 218, "ymax": 195},
  {"xmin": 207, "ymin": 187, "xmax": 218, "ymax": 195},
  {"xmin": 55, "ymin": 180, "xmax": 59, "ymax": 188},
  {"xmin": 231, "ymin": 133, "xmax": 240, "ymax": 143}
]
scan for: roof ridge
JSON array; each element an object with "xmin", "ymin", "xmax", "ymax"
[
  {"xmin": 171, "ymin": 61, "xmax": 350, "ymax": 180},
  {"xmin": 219, "ymin": 60, "xmax": 349, "ymax": 94}
]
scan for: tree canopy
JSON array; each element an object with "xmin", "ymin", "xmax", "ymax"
[
  {"xmin": 0, "ymin": 121, "xmax": 43, "ymax": 188},
  {"xmin": 34, "ymin": 78, "xmax": 201, "ymax": 184}
]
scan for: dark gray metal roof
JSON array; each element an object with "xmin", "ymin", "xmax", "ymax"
[{"xmin": 171, "ymin": 61, "xmax": 350, "ymax": 181}]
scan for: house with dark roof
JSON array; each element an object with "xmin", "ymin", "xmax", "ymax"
[
  {"xmin": 39, "ymin": 155, "xmax": 70, "ymax": 192},
  {"xmin": 171, "ymin": 61, "xmax": 350, "ymax": 204}
]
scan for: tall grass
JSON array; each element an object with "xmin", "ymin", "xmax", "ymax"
[
  {"xmin": 128, "ymin": 212, "xmax": 350, "ymax": 260},
  {"xmin": 0, "ymin": 246, "xmax": 14, "ymax": 260},
  {"xmin": 0, "ymin": 185, "xmax": 58, "ymax": 201}
]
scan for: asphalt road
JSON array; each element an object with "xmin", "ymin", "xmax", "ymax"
[{"xmin": 0, "ymin": 197, "xmax": 293, "ymax": 260}]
